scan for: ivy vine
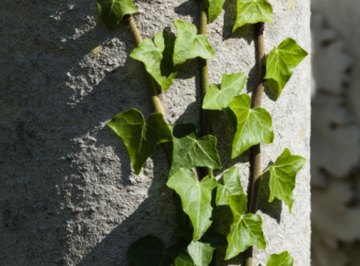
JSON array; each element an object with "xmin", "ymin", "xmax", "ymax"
[{"xmin": 97, "ymin": 0, "xmax": 308, "ymax": 265}]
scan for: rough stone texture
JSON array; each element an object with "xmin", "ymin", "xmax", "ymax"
[
  {"xmin": 0, "ymin": 0, "xmax": 311, "ymax": 265},
  {"xmin": 311, "ymin": 1, "xmax": 360, "ymax": 266}
]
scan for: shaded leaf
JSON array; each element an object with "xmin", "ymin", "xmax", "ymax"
[
  {"xmin": 225, "ymin": 195, "xmax": 266, "ymax": 260},
  {"xmin": 97, "ymin": 0, "xmax": 137, "ymax": 30},
  {"xmin": 130, "ymin": 32, "xmax": 176, "ymax": 91},
  {"xmin": 173, "ymin": 20, "xmax": 215, "ymax": 66},
  {"xmin": 229, "ymin": 94, "xmax": 274, "ymax": 158},
  {"xmin": 170, "ymin": 133, "xmax": 222, "ymax": 176},
  {"xmin": 265, "ymin": 38, "xmax": 308, "ymax": 100},
  {"xmin": 216, "ymin": 166, "xmax": 245, "ymax": 206},
  {"xmin": 208, "ymin": 0, "xmax": 225, "ymax": 23},
  {"xmin": 267, "ymin": 148, "xmax": 306, "ymax": 211},
  {"xmin": 107, "ymin": 109, "xmax": 172, "ymax": 174},
  {"xmin": 167, "ymin": 169, "xmax": 217, "ymax": 240},
  {"xmin": 267, "ymin": 251, "xmax": 294, "ymax": 266},
  {"xmin": 200, "ymin": 231, "xmax": 227, "ymax": 247},
  {"xmin": 172, "ymin": 252, "xmax": 195, "ymax": 266},
  {"xmin": 187, "ymin": 241, "xmax": 215, "ymax": 266},
  {"xmin": 233, "ymin": 0, "xmax": 272, "ymax": 32},
  {"xmin": 127, "ymin": 235, "xmax": 165, "ymax": 266},
  {"xmin": 203, "ymin": 72, "xmax": 247, "ymax": 110}
]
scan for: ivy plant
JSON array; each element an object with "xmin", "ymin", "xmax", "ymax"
[{"xmin": 97, "ymin": 0, "xmax": 308, "ymax": 265}]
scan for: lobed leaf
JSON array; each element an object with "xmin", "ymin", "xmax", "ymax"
[
  {"xmin": 107, "ymin": 109, "xmax": 172, "ymax": 174},
  {"xmin": 130, "ymin": 32, "xmax": 176, "ymax": 91},
  {"xmin": 202, "ymin": 72, "xmax": 247, "ymax": 110},
  {"xmin": 127, "ymin": 235, "xmax": 165, "ymax": 266},
  {"xmin": 229, "ymin": 94, "xmax": 274, "ymax": 158},
  {"xmin": 187, "ymin": 241, "xmax": 215, "ymax": 266},
  {"xmin": 267, "ymin": 251, "xmax": 294, "ymax": 266},
  {"xmin": 225, "ymin": 195, "xmax": 266, "ymax": 260},
  {"xmin": 267, "ymin": 148, "xmax": 306, "ymax": 211},
  {"xmin": 173, "ymin": 20, "xmax": 215, "ymax": 66},
  {"xmin": 172, "ymin": 252, "xmax": 195, "ymax": 266},
  {"xmin": 97, "ymin": 0, "xmax": 137, "ymax": 30},
  {"xmin": 233, "ymin": 0, "xmax": 272, "ymax": 32},
  {"xmin": 216, "ymin": 166, "xmax": 245, "ymax": 206},
  {"xmin": 170, "ymin": 133, "xmax": 222, "ymax": 176},
  {"xmin": 265, "ymin": 38, "xmax": 308, "ymax": 100},
  {"xmin": 167, "ymin": 169, "xmax": 217, "ymax": 241},
  {"xmin": 208, "ymin": 0, "xmax": 225, "ymax": 23}
]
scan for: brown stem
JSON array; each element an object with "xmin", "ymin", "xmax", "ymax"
[
  {"xmin": 245, "ymin": 22, "xmax": 266, "ymax": 266},
  {"xmin": 128, "ymin": 15, "xmax": 165, "ymax": 116}
]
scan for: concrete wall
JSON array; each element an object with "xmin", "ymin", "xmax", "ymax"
[
  {"xmin": 0, "ymin": 1, "xmax": 311, "ymax": 265},
  {"xmin": 311, "ymin": 1, "xmax": 360, "ymax": 265}
]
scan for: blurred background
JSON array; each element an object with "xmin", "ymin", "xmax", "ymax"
[{"xmin": 311, "ymin": 0, "xmax": 360, "ymax": 265}]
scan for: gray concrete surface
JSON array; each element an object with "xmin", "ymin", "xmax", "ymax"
[{"xmin": 0, "ymin": 0, "xmax": 311, "ymax": 265}]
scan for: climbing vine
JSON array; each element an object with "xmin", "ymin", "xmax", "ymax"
[{"xmin": 97, "ymin": 0, "xmax": 308, "ymax": 265}]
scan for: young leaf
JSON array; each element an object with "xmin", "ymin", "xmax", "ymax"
[
  {"xmin": 167, "ymin": 169, "xmax": 217, "ymax": 241},
  {"xmin": 267, "ymin": 251, "xmax": 294, "ymax": 266},
  {"xmin": 173, "ymin": 20, "xmax": 215, "ymax": 66},
  {"xmin": 97, "ymin": 0, "xmax": 137, "ymax": 30},
  {"xmin": 208, "ymin": 0, "xmax": 225, "ymax": 23},
  {"xmin": 267, "ymin": 148, "xmax": 306, "ymax": 211},
  {"xmin": 265, "ymin": 38, "xmax": 308, "ymax": 100},
  {"xmin": 229, "ymin": 94, "xmax": 274, "ymax": 158},
  {"xmin": 130, "ymin": 32, "xmax": 176, "ymax": 91},
  {"xmin": 233, "ymin": 0, "xmax": 272, "ymax": 32},
  {"xmin": 187, "ymin": 241, "xmax": 215, "ymax": 266},
  {"xmin": 170, "ymin": 133, "xmax": 222, "ymax": 176},
  {"xmin": 225, "ymin": 195, "xmax": 266, "ymax": 260},
  {"xmin": 172, "ymin": 252, "xmax": 195, "ymax": 266},
  {"xmin": 216, "ymin": 166, "xmax": 245, "ymax": 206},
  {"xmin": 107, "ymin": 109, "xmax": 172, "ymax": 174},
  {"xmin": 202, "ymin": 72, "xmax": 247, "ymax": 110},
  {"xmin": 127, "ymin": 235, "xmax": 165, "ymax": 266}
]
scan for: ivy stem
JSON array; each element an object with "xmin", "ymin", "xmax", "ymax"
[
  {"xmin": 128, "ymin": 15, "xmax": 165, "ymax": 116},
  {"xmin": 245, "ymin": 22, "xmax": 266, "ymax": 266}
]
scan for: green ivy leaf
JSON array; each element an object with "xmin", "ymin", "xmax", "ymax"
[
  {"xmin": 225, "ymin": 195, "xmax": 266, "ymax": 260},
  {"xmin": 208, "ymin": 0, "xmax": 225, "ymax": 23},
  {"xmin": 97, "ymin": 0, "xmax": 137, "ymax": 30},
  {"xmin": 170, "ymin": 133, "xmax": 222, "ymax": 176},
  {"xmin": 173, "ymin": 20, "xmax": 215, "ymax": 66},
  {"xmin": 187, "ymin": 241, "xmax": 215, "ymax": 266},
  {"xmin": 107, "ymin": 109, "xmax": 172, "ymax": 174},
  {"xmin": 229, "ymin": 94, "xmax": 274, "ymax": 158},
  {"xmin": 130, "ymin": 32, "xmax": 176, "ymax": 91},
  {"xmin": 172, "ymin": 252, "xmax": 195, "ymax": 266},
  {"xmin": 265, "ymin": 38, "xmax": 308, "ymax": 100},
  {"xmin": 127, "ymin": 235, "xmax": 165, "ymax": 266},
  {"xmin": 202, "ymin": 72, "xmax": 247, "ymax": 110},
  {"xmin": 267, "ymin": 251, "xmax": 294, "ymax": 266},
  {"xmin": 216, "ymin": 166, "xmax": 245, "ymax": 206},
  {"xmin": 267, "ymin": 148, "xmax": 306, "ymax": 211},
  {"xmin": 167, "ymin": 169, "xmax": 217, "ymax": 241},
  {"xmin": 233, "ymin": 0, "xmax": 272, "ymax": 32}
]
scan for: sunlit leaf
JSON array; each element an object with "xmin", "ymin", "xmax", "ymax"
[
  {"xmin": 267, "ymin": 251, "xmax": 294, "ymax": 266},
  {"xmin": 187, "ymin": 241, "xmax": 215, "ymax": 266},
  {"xmin": 170, "ymin": 133, "xmax": 222, "ymax": 176},
  {"xmin": 216, "ymin": 166, "xmax": 245, "ymax": 206},
  {"xmin": 130, "ymin": 32, "xmax": 176, "ymax": 91},
  {"xmin": 107, "ymin": 109, "xmax": 172, "ymax": 174},
  {"xmin": 172, "ymin": 252, "xmax": 195, "ymax": 266},
  {"xmin": 225, "ymin": 195, "xmax": 266, "ymax": 260},
  {"xmin": 202, "ymin": 72, "xmax": 247, "ymax": 110},
  {"xmin": 167, "ymin": 169, "xmax": 217, "ymax": 240},
  {"xmin": 267, "ymin": 148, "xmax": 306, "ymax": 211},
  {"xmin": 97, "ymin": 0, "xmax": 137, "ymax": 30},
  {"xmin": 233, "ymin": 0, "xmax": 272, "ymax": 32},
  {"xmin": 208, "ymin": 0, "xmax": 225, "ymax": 23},
  {"xmin": 173, "ymin": 20, "xmax": 215, "ymax": 65},
  {"xmin": 229, "ymin": 94, "xmax": 274, "ymax": 158},
  {"xmin": 265, "ymin": 38, "xmax": 308, "ymax": 100}
]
